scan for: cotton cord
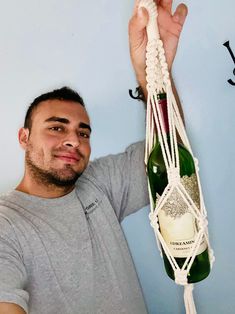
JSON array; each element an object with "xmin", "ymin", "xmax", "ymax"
[{"xmin": 138, "ymin": 1, "xmax": 215, "ymax": 313}]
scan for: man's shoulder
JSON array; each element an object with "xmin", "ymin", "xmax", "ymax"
[
  {"xmin": 0, "ymin": 191, "xmax": 25, "ymax": 232},
  {"xmin": 0, "ymin": 203, "xmax": 16, "ymax": 243},
  {"xmin": 0, "ymin": 190, "xmax": 17, "ymax": 213},
  {"xmin": 0, "ymin": 190, "xmax": 15, "ymax": 201}
]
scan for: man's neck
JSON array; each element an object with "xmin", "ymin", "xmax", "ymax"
[{"xmin": 16, "ymin": 177, "xmax": 75, "ymax": 199}]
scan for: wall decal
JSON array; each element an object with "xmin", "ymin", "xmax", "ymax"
[{"xmin": 223, "ymin": 40, "xmax": 235, "ymax": 86}]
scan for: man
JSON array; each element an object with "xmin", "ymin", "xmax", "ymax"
[{"xmin": 0, "ymin": 1, "xmax": 187, "ymax": 313}]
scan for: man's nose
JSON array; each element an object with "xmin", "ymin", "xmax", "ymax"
[{"xmin": 62, "ymin": 133, "xmax": 80, "ymax": 148}]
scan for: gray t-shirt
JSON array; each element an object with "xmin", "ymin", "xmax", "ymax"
[{"xmin": 0, "ymin": 142, "xmax": 149, "ymax": 314}]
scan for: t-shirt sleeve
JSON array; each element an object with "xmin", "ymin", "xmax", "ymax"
[
  {"xmin": 84, "ymin": 141, "xmax": 149, "ymax": 221},
  {"xmin": 0, "ymin": 215, "xmax": 29, "ymax": 313}
]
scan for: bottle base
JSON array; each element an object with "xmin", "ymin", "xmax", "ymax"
[{"xmin": 162, "ymin": 249, "xmax": 211, "ymax": 284}]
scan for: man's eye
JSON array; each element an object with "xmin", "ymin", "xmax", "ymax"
[
  {"xmin": 49, "ymin": 126, "xmax": 63, "ymax": 132},
  {"xmin": 79, "ymin": 132, "xmax": 90, "ymax": 138}
]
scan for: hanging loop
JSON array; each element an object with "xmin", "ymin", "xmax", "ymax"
[{"xmin": 139, "ymin": 0, "xmax": 159, "ymax": 41}]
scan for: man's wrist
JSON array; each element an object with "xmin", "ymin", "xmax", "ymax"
[{"xmin": 136, "ymin": 75, "xmax": 147, "ymax": 100}]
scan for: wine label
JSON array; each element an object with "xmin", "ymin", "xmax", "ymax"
[{"xmin": 157, "ymin": 174, "xmax": 207, "ymax": 258}]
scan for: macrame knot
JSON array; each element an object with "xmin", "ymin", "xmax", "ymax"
[
  {"xmin": 149, "ymin": 212, "xmax": 159, "ymax": 229},
  {"xmin": 174, "ymin": 269, "xmax": 188, "ymax": 286},
  {"xmin": 167, "ymin": 167, "xmax": 180, "ymax": 186},
  {"xmin": 140, "ymin": 0, "xmax": 157, "ymax": 18},
  {"xmin": 198, "ymin": 216, "xmax": 208, "ymax": 231},
  {"xmin": 209, "ymin": 249, "xmax": 215, "ymax": 266},
  {"xmin": 146, "ymin": 42, "xmax": 162, "ymax": 91},
  {"xmin": 193, "ymin": 157, "xmax": 200, "ymax": 172},
  {"xmin": 156, "ymin": 39, "xmax": 170, "ymax": 85}
]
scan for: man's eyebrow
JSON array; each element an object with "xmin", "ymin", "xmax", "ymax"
[
  {"xmin": 79, "ymin": 122, "xmax": 92, "ymax": 133},
  {"xmin": 45, "ymin": 116, "xmax": 69, "ymax": 124},
  {"xmin": 44, "ymin": 116, "xmax": 92, "ymax": 132}
]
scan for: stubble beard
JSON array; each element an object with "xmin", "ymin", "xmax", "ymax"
[{"xmin": 25, "ymin": 150, "xmax": 84, "ymax": 188}]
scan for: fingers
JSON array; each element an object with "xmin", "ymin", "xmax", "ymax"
[
  {"xmin": 129, "ymin": 5, "xmax": 149, "ymax": 80},
  {"xmin": 173, "ymin": 3, "xmax": 188, "ymax": 26},
  {"xmin": 135, "ymin": 0, "xmax": 172, "ymax": 14},
  {"xmin": 134, "ymin": 0, "xmax": 172, "ymax": 15},
  {"xmin": 131, "ymin": 1, "xmax": 188, "ymax": 34},
  {"xmin": 133, "ymin": 0, "xmax": 140, "ymax": 16},
  {"xmin": 157, "ymin": 0, "xmax": 172, "ymax": 14},
  {"xmin": 129, "ymin": 6, "xmax": 149, "ymax": 35}
]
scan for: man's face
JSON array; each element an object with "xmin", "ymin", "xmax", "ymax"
[{"xmin": 21, "ymin": 99, "xmax": 91, "ymax": 187}]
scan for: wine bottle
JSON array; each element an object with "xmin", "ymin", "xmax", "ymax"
[{"xmin": 147, "ymin": 93, "xmax": 210, "ymax": 283}]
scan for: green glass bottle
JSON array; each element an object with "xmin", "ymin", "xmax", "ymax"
[{"xmin": 147, "ymin": 93, "xmax": 210, "ymax": 283}]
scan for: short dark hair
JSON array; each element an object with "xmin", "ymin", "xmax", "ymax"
[{"xmin": 24, "ymin": 86, "xmax": 85, "ymax": 130}]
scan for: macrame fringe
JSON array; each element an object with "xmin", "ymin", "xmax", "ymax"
[{"xmin": 184, "ymin": 285, "xmax": 197, "ymax": 314}]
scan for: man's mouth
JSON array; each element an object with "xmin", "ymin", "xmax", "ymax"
[{"xmin": 54, "ymin": 153, "xmax": 81, "ymax": 164}]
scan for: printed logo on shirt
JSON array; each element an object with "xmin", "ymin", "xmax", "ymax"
[{"xmin": 84, "ymin": 199, "xmax": 100, "ymax": 216}]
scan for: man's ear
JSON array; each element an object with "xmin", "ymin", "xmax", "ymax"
[{"xmin": 18, "ymin": 128, "xmax": 30, "ymax": 150}]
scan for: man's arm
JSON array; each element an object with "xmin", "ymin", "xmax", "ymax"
[
  {"xmin": 83, "ymin": 141, "xmax": 149, "ymax": 221},
  {"xmin": 0, "ymin": 216, "xmax": 29, "ymax": 314},
  {"xmin": 128, "ymin": 0, "xmax": 188, "ymax": 98},
  {"xmin": 0, "ymin": 303, "xmax": 26, "ymax": 314}
]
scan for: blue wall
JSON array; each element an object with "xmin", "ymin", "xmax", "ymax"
[{"xmin": 0, "ymin": 1, "xmax": 234, "ymax": 313}]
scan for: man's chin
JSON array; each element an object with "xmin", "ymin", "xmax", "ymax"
[
  {"xmin": 50, "ymin": 177, "xmax": 78, "ymax": 187},
  {"xmin": 26, "ymin": 154, "xmax": 86, "ymax": 187},
  {"xmin": 48, "ymin": 168, "xmax": 84, "ymax": 187},
  {"xmin": 46, "ymin": 173, "xmax": 81, "ymax": 187}
]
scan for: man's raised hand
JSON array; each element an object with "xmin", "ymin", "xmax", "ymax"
[{"xmin": 129, "ymin": 0, "xmax": 188, "ymax": 91}]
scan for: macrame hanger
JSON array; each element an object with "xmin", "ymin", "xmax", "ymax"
[{"xmin": 138, "ymin": 1, "xmax": 215, "ymax": 313}]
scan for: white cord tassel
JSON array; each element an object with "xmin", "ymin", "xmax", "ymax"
[
  {"xmin": 184, "ymin": 285, "xmax": 197, "ymax": 314},
  {"xmin": 139, "ymin": 1, "xmax": 214, "ymax": 313}
]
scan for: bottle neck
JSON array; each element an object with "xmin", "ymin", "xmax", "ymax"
[{"xmin": 158, "ymin": 93, "xmax": 169, "ymax": 134}]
